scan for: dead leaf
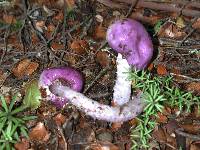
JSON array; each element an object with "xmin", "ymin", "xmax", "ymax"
[
  {"xmin": 186, "ymin": 82, "xmax": 200, "ymax": 95},
  {"xmin": 14, "ymin": 138, "xmax": 30, "ymax": 150},
  {"xmin": 29, "ymin": 122, "xmax": 50, "ymax": 142},
  {"xmin": 156, "ymin": 112, "xmax": 168, "ymax": 123},
  {"xmin": 51, "ymin": 42, "xmax": 64, "ymax": 51},
  {"xmin": 176, "ymin": 17, "xmax": 186, "ymax": 29},
  {"xmin": 54, "ymin": 11, "xmax": 64, "ymax": 21},
  {"xmin": 47, "ymin": 24, "xmax": 55, "ymax": 32},
  {"xmin": 192, "ymin": 18, "xmax": 200, "ymax": 29},
  {"xmin": 190, "ymin": 141, "xmax": 200, "ymax": 150},
  {"xmin": 94, "ymin": 25, "xmax": 106, "ymax": 40},
  {"xmin": 157, "ymin": 64, "xmax": 167, "ymax": 75},
  {"xmin": 90, "ymin": 141, "xmax": 120, "ymax": 150},
  {"xmin": 3, "ymin": 14, "xmax": 16, "ymax": 24},
  {"xmin": 12, "ymin": 59, "xmax": 39, "ymax": 79},
  {"xmin": 158, "ymin": 22, "xmax": 186, "ymax": 39},
  {"xmin": 152, "ymin": 127, "xmax": 167, "ymax": 142},
  {"xmin": 70, "ymin": 40, "xmax": 89, "ymax": 55},
  {"xmin": 111, "ymin": 122, "xmax": 123, "ymax": 131},
  {"xmin": 96, "ymin": 51, "xmax": 110, "ymax": 67},
  {"xmin": 53, "ymin": 113, "xmax": 66, "ymax": 126},
  {"xmin": 180, "ymin": 124, "xmax": 200, "ymax": 134},
  {"xmin": 147, "ymin": 63, "xmax": 154, "ymax": 71},
  {"xmin": 35, "ymin": 20, "xmax": 45, "ymax": 32}
]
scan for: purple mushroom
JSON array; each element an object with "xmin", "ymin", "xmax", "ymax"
[
  {"xmin": 106, "ymin": 18, "xmax": 153, "ymax": 70},
  {"xmin": 39, "ymin": 67, "xmax": 83, "ymax": 108},
  {"xmin": 38, "ymin": 19, "xmax": 153, "ymax": 122}
]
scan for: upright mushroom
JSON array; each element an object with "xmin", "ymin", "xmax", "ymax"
[
  {"xmin": 39, "ymin": 19, "xmax": 153, "ymax": 122},
  {"xmin": 107, "ymin": 19, "xmax": 154, "ymax": 106}
]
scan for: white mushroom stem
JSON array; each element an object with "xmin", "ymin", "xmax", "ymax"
[
  {"xmin": 113, "ymin": 54, "xmax": 132, "ymax": 106},
  {"xmin": 51, "ymin": 85, "xmax": 144, "ymax": 122}
]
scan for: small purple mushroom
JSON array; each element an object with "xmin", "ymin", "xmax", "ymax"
[
  {"xmin": 39, "ymin": 67, "xmax": 83, "ymax": 108},
  {"xmin": 106, "ymin": 18, "xmax": 153, "ymax": 70}
]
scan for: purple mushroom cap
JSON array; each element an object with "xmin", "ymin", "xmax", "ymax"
[
  {"xmin": 106, "ymin": 19, "xmax": 153, "ymax": 69},
  {"xmin": 39, "ymin": 67, "xmax": 83, "ymax": 108}
]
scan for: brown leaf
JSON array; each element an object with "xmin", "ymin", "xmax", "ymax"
[
  {"xmin": 192, "ymin": 18, "xmax": 200, "ymax": 29},
  {"xmin": 70, "ymin": 40, "xmax": 89, "ymax": 55},
  {"xmin": 176, "ymin": 17, "xmax": 186, "ymax": 29},
  {"xmin": 94, "ymin": 25, "xmax": 106, "ymax": 40},
  {"xmin": 157, "ymin": 64, "xmax": 167, "ymax": 75},
  {"xmin": 186, "ymin": 82, "xmax": 200, "ymax": 95},
  {"xmin": 53, "ymin": 113, "xmax": 66, "ymax": 126},
  {"xmin": 29, "ymin": 122, "xmax": 50, "ymax": 142},
  {"xmin": 54, "ymin": 11, "xmax": 64, "ymax": 21},
  {"xmin": 156, "ymin": 112, "xmax": 168, "ymax": 123},
  {"xmin": 12, "ymin": 59, "xmax": 39, "ymax": 79},
  {"xmin": 190, "ymin": 141, "xmax": 200, "ymax": 150},
  {"xmin": 90, "ymin": 141, "xmax": 120, "ymax": 150},
  {"xmin": 152, "ymin": 127, "xmax": 167, "ymax": 142},
  {"xmin": 158, "ymin": 22, "xmax": 186, "ymax": 39},
  {"xmin": 111, "ymin": 122, "xmax": 123, "ymax": 131},
  {"xmin": 47, "ymin": 24, "xmax": 56, "ymax": 32},
  {"xmin": 96, "ymin": 51, "xmax": 110, "ymax": 67},
  {"xmin": 35, "ymin": 20, "xmax": 45, "ymax": 32},
  {"xmin": 180, "ymin": 124, "xmax": 200, "ymax": 134},
  {"xmin": 14, "ymin": 138, "xmax": 30, "ymax": 150},
  {"xmin": 3, "ymin": 14, "xmax": 16, "ymax": 24},
  {"xmin": 51, "ymin": 42, "xmax": 64, "ymax": 51},
  {"xmin": 147, "ymin": 63, "xmax": 154, "ymax": 71}
]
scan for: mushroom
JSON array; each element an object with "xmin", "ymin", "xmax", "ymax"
[
  {"xmin": 39, "ymin": 67, "xmax": 83, "ymax": 108},
  {"xmin": 39, "ymin": 19, "xmax": 153, "ymax": 122},
  {"xmin": 107, "ymin": 18, "xmax": 153, "ymax": 70},
  {"xmin": 108, "ymin": 19, "xmax": 153, "ymax": 106}
]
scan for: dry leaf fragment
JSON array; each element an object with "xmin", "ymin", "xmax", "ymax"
[
  {"xmin": 70, "ymin": 40, "xmax": 89, "ymax": 55},
  {"xmin": 12, "ymin": 59, "xmax": 39, "ymax": 79},
  {"xmin": 156, "ymin": 112, "xmax": 168, "ymax": 123},
  {"xmin": 157, "ymin": 64, "xmax": 167, "ymax": 75},
  {"xmin": 14, "ymin": 138, "xmax": 30, "ymax": 150},
  {"xmin": 176, "ymin": 16, "xmax": 186, "ymax": 29},
  {"xmin": 29, "ymin": 122, "xmax": 50, "ymax": 142},
  {"xmin": 51, "ymin": 42, "xmax": 64, "ymax": 51},
  {"xmin": 35, "ymin": 20, "xmax": 45, "ymax": 32},
  {"xmin": 147, "ymin": 63, "xmax": 154, "ymax": 71},
  {"xmin": 94, "ymin": 25, "xmax": 106, "ymax": 40},
  {"xmin": 192, "ymin": 18, "xmax": 200, "ymax": 29},
  {"xmin": 54, "ymin": 11, "xmax": 64, "ymax": 21},
  {"xmin": 3, "ymin": 14, "xmax": 16, "ymax": 24},
  {"xmin": 53, "ymin": 113, "xmax": 66, "ymax": 126},
  {"xmin": 96, "ymin": 51, "xmax": 110, "ymax": 67},
  {"xmin": 90, "ymin": 141, "xmax": 120, "ymax": 150},
  {"xmin": 186, "ymin": 82, "xmax": 200, "ymax": 95}
]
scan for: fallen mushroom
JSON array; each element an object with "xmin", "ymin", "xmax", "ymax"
[
  {"xmin": 39, "ymin": 67, "xmax": 83, "ymax": 108},
  {"xmin": 39, "ymin": 19, "xmax": 153, "ymax": 122}
]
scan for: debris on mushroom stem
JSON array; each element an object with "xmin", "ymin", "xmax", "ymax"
[{"xmin": 106, "ymin": 18, "xmax": 154, "ymax": 70}]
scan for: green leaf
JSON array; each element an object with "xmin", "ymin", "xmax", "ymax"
[
  {"xmin": 23, "ymin": 80, "xmax": 41, "ymax": 109},
  {"xmin": 9, "ymin": 94, "xmax": 18, "ymax": 111},
  {"xmin": 22, "ymin": 115, "xmax": 37, "ymax": 121},
  {"xmin": 10, "ymin": 105, "xmax": 27, "ymax": 115},
  {"xmin": 0, "ymin": 117, "xmax": 7, "ymax": 131},
  {"xmin": 20, "ymin": 127, "xmax": 29, "ymax": 138},
  {"xmin": 0, "ymin": 95, "xmax": 8, "ymax": 113}
]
